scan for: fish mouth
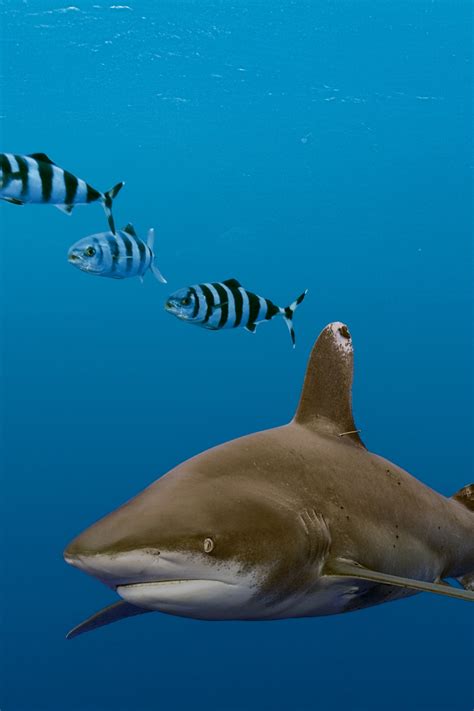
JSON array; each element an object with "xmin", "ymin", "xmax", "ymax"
[{"xmin": 68, "ymin": 254, "xmax": 79, "ymax": 262}]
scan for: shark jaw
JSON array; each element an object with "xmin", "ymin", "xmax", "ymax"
[
  {"xmin": 65, "ymin": 548, "xmax": 262, "ymax": 620},
  {"xmin": 116, "ymin": 579, "xmax": 249, "ymax": 618}
]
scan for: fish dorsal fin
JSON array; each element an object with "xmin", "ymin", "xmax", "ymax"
[
  {"xmin": 123, "ymin": 223, "xmax": 137, "ymax": 237},
  {"xmin": 223, "ymin": 278, "xmax": 241, "ymax": 289},
  {"xmin": 28, "ymin": 152, "xmax": 55, "ymax": 164},
  {"xmin": 294, "ymin": 322, "xmax": 364, "ymax": 448}
]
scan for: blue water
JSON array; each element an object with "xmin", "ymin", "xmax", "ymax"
[{"xmin": 1, "ymin": 1, "xmax": 472, "ymax": 709}]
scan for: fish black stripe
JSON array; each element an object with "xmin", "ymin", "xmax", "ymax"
[
  {"xmin": 189, "ymin": 287, "xmax": 200, "ymax": 318},
  {"xmin": 230, "ymin": 283, "xmax": 244, "ymax": 327},
  {"xmin": 246, "ymin": 291, "xmax": 260, "ymax": 328},
  {"xmin": 86, "ymin": 184, "xmax": 101, "ymax": 203},
  {"xmin": 37, "ymin": 158, "xmax": 53, "ymax": 202},
  {"xmin": 64, "ymin": 170, "xmax": 78, "ymax": 205},
  {"xmin": 95, "ymin": 240, "xmax": 104, "ymax": 267},
  {"xmin": 106, "ymin": 234, "xmax": 120, "ymax": 274},
  {"xmin": 213, "ymin": 282, "xmax": 229, "ymax": 329},
  {"xmin": 265, "ymin": 299, "xmax": 279, "ymax": 320},
  {"xmin": 136, "ymin": 238, "xmax": 147, "ymax": 272},
  {"xmin": 14, "ymin": 155, "xmax": 29, "ymax": 196},
  {"xmin": 199, "ymin": 284, "xmax": 215, "ymax": 324},
  {"xmin": 120, "ymin": 233, "xmax": 134, "ymax": 273},
  {"xmin": 0, "ymin": 155, "xmax": 12, "ymax": 188}
]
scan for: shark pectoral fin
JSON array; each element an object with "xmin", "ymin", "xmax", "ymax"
[
  {"xmin": 294, "ymin": 322, "xmax": 365, "ymax": 448},
  {"xmin": 66, "ymin": 600, "xmax": 152, "ymax": 640},
  {"xmin": 327, "ymin": 560, "xmax": 474, "ymax": 602}
]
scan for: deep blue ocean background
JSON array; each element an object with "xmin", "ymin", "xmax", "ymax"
[{"xmin": 0, "ymin": 1, "xmax": 472, "ymax": 709}]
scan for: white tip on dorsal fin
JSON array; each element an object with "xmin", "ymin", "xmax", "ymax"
[{"xmin": 294, "ymin": 322, "xmax": 364, "ymax": 447}]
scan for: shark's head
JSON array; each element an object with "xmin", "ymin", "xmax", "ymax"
[
  {"xmin": 64, "ymin": 436, "xmax": 319, "ymax": 620},
  {"xmin": 67, "ymin": 234, "xmax": 108, "ymax": 276}
]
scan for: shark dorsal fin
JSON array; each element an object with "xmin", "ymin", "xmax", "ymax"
[{"xmin": 294, "ymin": 322, "xmax": 365, "ymax": 448}]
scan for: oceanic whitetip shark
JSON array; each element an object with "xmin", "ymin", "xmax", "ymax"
[{"xmin": 64, "ymin": 322, "xmax": 474, "ymax": 638}]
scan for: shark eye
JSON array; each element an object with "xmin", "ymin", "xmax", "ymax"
[
  {"xmin": 85, "ymin": 247, "xmax": 96, "ymax": 257},
  {"xmin": 203, "ymin": 538, "xmax": 214, "ymax": 553},
  {"xmin": 181, "ymin": 296, "xmax": 191, "ymax": 306}
]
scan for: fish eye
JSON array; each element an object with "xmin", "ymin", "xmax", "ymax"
[
  {"xmin": 181, "ymin": 296, "xmax": 191, "ymax": 307},
  {"xmin": 203, "ymin": 538, "xmax": 214, "ymax": 554},
  {"xmin": 85, "ymin": 247, "xmax": 96, "ymax": 257}
]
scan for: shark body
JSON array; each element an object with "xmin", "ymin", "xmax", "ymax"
[{"xmin": 64, "ymin": 322, "xmax": 474, "ymax": 638}]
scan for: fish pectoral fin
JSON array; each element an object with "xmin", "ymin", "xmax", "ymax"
[
  {"xmin": 55, "ymin": 204, "xmax": 74, "ymax": 215},
  {"xmin": 327, "ymin": 559, "xmax": 474, "ymax": 602},
  {"xmin": 66, "ymin": 600, "xmax": 152, "ymax": 640},
  {"xmin": 28, "ymin": 152, "xmax": 56, "ymax": 164},
  {"xmin": 212, "ymin": 301, "xmax": 228, "ymax": 312},
  {"xmin": 2, "ymin": 196, "xmax": 24, "ymax": 205}
]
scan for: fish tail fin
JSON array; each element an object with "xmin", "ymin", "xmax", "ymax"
[
  {"xmin": 280, "ymin": 289, "xmax": 308, "ymax": 348},
  {"xmin": 147, "ymin": 228, "xmax": 167, "ymax": 283},
  {"xmin": 102, "ymin": 182, "xmax": 124, "ymax": 234},
  {"xmin": 452, "ymin": 484, "xmax": 474, "ymax": 591}
]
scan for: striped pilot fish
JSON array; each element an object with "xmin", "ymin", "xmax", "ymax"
[
  {"xmin": 165, "ymin": 279, "xmax": 308, "ymax": 347},
  {"xmin": 68, "ymin": 223, "xmax": 166, "ymax": 283},
  {"xmin": 0, "ymin": 152, "xmax": 123, "ymax": 234}
]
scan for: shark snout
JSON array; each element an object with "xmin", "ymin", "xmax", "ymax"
[{"xmin": 64, "ymin": 544, "xmax": 163, "ymax": 589}]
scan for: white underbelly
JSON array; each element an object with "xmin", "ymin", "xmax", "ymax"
[{"xmin": 266, "ymin": 576, "xmax": 418, "ymax": 619}]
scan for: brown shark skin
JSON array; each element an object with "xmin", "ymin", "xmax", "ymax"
[
  {"xmin": 66, "ymin": 424, "xmax": 474, "ymax": 583},
  {"xmin": 65, "ymin": 322, "xmax": 474, "ymax": 619}
]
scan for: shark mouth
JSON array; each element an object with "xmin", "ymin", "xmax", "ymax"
[
  {"xmin": 116, "ymin": 579, "xmax": 240, "ymax": 613},
  {"xmin": 65, "ymin": 550, "xmax": 260, "ymax": 618}
]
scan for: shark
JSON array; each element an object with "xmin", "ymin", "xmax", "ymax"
[{"xmin": 64, "ymin": 322, "xmax": 474, "ymax": 639}]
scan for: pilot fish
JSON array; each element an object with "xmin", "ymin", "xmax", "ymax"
[
  {"xmin": 68, "ymin": 224, "xmax": 166, "ymax": 283},
  {"xmin": 165, "ymin": 279, "xmax": 308, "ymax": 347},
  {"xmin": 0, "ymin": 152, "xmax": 123, "ymax": 234}
]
